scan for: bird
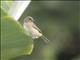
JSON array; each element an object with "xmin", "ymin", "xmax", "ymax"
[{"xmin": 23, "ymin": 16, "xmax": 50, "ymax": 43}]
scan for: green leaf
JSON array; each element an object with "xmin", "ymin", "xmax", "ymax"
[
  {"xmin": 1, "ymin": 1, "xmax": 33, "ymax": 60},
  {"xmin": 1, "ymin": 17, "xmax": 33, "ymax": 60}
]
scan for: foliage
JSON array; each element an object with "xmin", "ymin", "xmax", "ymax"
[{"xmin": 1, "ymin": 1, "xmax": 33, "ymax": 60}]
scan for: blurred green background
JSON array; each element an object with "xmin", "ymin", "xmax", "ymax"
[{"xmin": 11, "ymin": 1, "xmax": 80, "ymax": 60}]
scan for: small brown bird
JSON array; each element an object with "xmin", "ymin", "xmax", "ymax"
[{"xmin": 23, "ymin": 16, "xmax": 49, "ymax": 43}]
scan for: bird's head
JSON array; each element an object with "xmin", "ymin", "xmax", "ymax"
[{"xmin": 24, "ymin": 16, "xmax": 35, "ymax": 23}]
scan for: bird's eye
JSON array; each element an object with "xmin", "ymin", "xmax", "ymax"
[{"xmin": 29, "ymin": 17, "xmax": 32, "ymax": 20}]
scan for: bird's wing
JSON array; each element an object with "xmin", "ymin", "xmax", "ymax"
[{"xmin": 32, "ymin": 23, "xmax": 42, "ymax": 33}]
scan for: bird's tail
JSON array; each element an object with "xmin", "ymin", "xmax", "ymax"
[{"xmin": 41, "ymin": 35, "xmax": 50, "ymax": 43}]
